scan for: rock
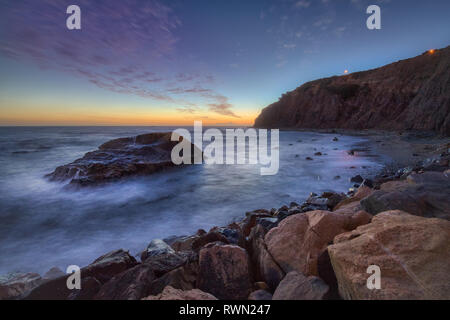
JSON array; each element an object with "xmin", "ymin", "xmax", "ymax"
[
  {"xmin": 68, "ymin": 277, "xmax": 101, "ymax": 300},
  {"xmin": 333, "ymin": 137, "xmax": 339, "ymax": 142},
  {"xmin": 0, "ymin": 273, "xmax": 42, "ymax": 300},
  {"xmin": 360, "ymin": 179, "xmax": 374, "ymax": 188},
  {"xmin": 242, "ymin": 212, "xmax": 273, "ymax": 237},
  {"xmin": 46, "ymin": 132, "xmax": 201, "ymax": 186},
  {"xmin": 24, "ymin": 249, "xmax": 137, "ymax": 300},
  {"xmin": 191, "ymin": 230, "xmax": 230, "ymax": 252},
  {"xmin": 197, "ymin": 243, "xmax": 252, "ymax": 300},
  {"xmin": 148, "ymin": 259, "xmax": 199, "ymax": 296},
  {"xmin": 248, "ymin": 290, "xmax": 273, "ymax": 300},
  {"xmin": 247, "ymin": 224, "xmax": 285, "ymax": 291},
  {"xmin": 306, "ymin": 157, "xmax": 313, "ymax": 161},
  {"xmin": 333, "ymin": 185, "xmax": 373, "ymax": 211},
  {"xmin": 328, "ymin": 210, "xmax": 450, "ymax": 300},
  {"xmin": 350, "ymin": 175, "xmax": 364, "ymax": 183},
  {"xmin": 141, "ymin": 239, "xmax": 175, "ymax": 262},
  {"xmin": 256, "ymin": 217, "xmax": 279, "ymax": 233},
  {"xmin": 272, "ymin": 271, "xmax": 329, "ymax": 300},
  {"xmin": 314, "ymin": 152, "xmax": 323, "ymax": 156},
  {"xmin": 167, "ymin": 229, "xmax": 207, "ymax": 252},
  {"xmin": 144, "ymin": 251, "xmax": 194, "ymax": 277},
  {"xmin": 317, "ymin": 250, "xmax": 340, "ymax": 300},
  {"xmin": 360, "ymin": 172, "xmax": 450, "ymax": 220},
  {"xmin": 254, "ymin": 46, "xmax": 450, "ymax": 136},
  {"xmin": 143, "ymin": 286, "xmax": 217, "ymax": 300},
  {"xmin": 265, "ymin": 210, "xmax": 372, "ymax": 277},
  {"xmin": 94, "ymin": 264, "xmax": 155, "ymax": 300}
]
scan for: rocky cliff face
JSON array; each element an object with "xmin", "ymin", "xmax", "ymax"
[{"xmin": 254, "ymin": 46, "xmax": 450, "ymax": 136}]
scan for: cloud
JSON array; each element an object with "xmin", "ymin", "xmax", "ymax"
[
  {"xmin": 207, "ymin": 96, "xmax": 240, "ymax": 118},
  {"xmin": 294, "ymin": 1, "xmax": 311, "ymax": 9}
]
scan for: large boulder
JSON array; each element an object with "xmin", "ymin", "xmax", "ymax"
[
  {"xmin": 197, "ymin": 243, "xmax": 252, "ymax": 300},
  {"xmin": 24, "ymin": 249, "xmax": 137, "ymax": 300},
  {"xmin": 0, "ymin": 273, "xmax": 42, "ymax": 300},
  {"xmin": 265, "ymin": 210, "xmax": 372, "ymax": 276},
  {"xmin": 272, "ymin": 271, "xmax": 329, "ymax": 300},
  {"xmin": 328, "ymin": 210, "xmax": 450, "ymax": 300},
  {"xmin": 360, "ymin": 172, "xmax": 450, "ymax": 220},
  {"xmin": 46, "ymin": 132, "xmax": 201, "ymax": 186},
  {"xmin": 143, "ymin": 286, "xmax": 217, "ymax": 300},
  {"xmin": 94, "ymin": 264, "xmax": 155, "ymax": 300}
]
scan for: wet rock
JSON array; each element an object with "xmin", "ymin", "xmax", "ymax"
[
  {"xmin": 197, "ymin": 243, "xmax": 252, "ymax": 300},
  {"xmin": 265, "ymin": 210, "xmax": 372, "ymax": 277},
  {"xmin": 333, "ymin": 137, "xmax": 339, "ymax": 142},
  {"xmin": 248, "ymin": 290, "xmax": 273, "ymax": 300},
  {"xmin": 272, "ymin": 271, "xmax": 329, "ymax": 300},
  {"xmin": 46, "ymin": 132, "xmax": 201, "ymax": 186},
  {"xmin": 361, "ymin": 172, "xmax": 450, "ymax": 220},
  {"xmin": 94, "ymin": 264, "xmax": 155, "ymax": 300},
  {"xmin": 143, "ymin": 286, "xmax": 217, "ymax": 300},
  {"xmin": 0, "ymin": 273, "xmax": 42, "ymax": 300},
  {"xmin": 306, "ymin": 157, "xmax": 313, "ymax": 161},
  {"xmin": 329, "ymin": 210, "xmax": 450, "ymax": 300},
  {"xmin": 314, "ymin": 152, "xmax": 323, "ymax": 156},
  {"xmin": 144, "ymin": 251, "xmax": 194, "ymax": 277},
  {"xmin": 350, "ymin": 175, "xmax": 364, "ymax": 183},
  {"xmin": 242, "ymin": 212, "xmax": 273, "ymax": 237}
]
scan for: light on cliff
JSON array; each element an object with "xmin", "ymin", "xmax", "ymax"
[
  {"xmin": 344, "ymin": 69, "xmax": 349, "ymax": 74},
  {"xmin": 428, "ymin": 49, "xmax": 435, "ymax": 54}
]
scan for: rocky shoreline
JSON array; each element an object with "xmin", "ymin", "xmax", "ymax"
[{"xmin": 1, "ymin": 134, "xmax": 449, "ymax": 300}]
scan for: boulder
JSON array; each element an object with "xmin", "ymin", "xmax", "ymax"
[
  {"xmin": 360, "ymin": 172, "xmax": 450, "ymax": 220},
  {"xmin": 272, "ymin": 271, "xmax": 329, "ymax": 300},
  {"xmin": 0, "ymin": 273, "xmax": 42, "ymax": 300},
  {"xmin": 265, "ymin": 210, "xmax": 372, "ymax": 276},
  {"xmin": 143, "ymin": 286, "xmax": 217, "ymax": 300},
  {"xmin": 197, "ymin": 243, "xmax": 252, "ymax": 300},
  {"xmin": 328, "ymin": 210, "xmax": 450, "ymax": 300},
  {"xmin": 24, "ymin": 249, "xmax": 137, "ymax": 300},
  {"xmin": 94, "ymin": 264, "xmax": 155, "ymax": 300}
]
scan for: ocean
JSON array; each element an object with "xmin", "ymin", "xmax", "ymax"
[{"xmin": 0, "ymin": 126, "xmax": 384, "ymax": 275}]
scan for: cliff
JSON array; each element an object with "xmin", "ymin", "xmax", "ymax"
[{"xmin": 254, "ymin": 46, "xmax": 450, "ymax": 136}]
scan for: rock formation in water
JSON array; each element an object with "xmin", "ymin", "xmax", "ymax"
[
  {"xmin": 46, "ymin": 132, "xmax": 199, "ymax": 186},
  {"xmin": 254, "ymin": 46, "xmax": 450, "ymax": 136}
]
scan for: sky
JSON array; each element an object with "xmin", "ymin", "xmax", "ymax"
[{"xmin": 0, "ymin": 0, "xmax": 449, "ymax": 126}]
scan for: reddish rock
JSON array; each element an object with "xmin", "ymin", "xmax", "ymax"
[
  {"xmin": 265, "ymin": 210, "xmax": 372, "ymax": 277},
  {"xmin": 197, "ymin": 243, "xmax": 252, "ymax": 300},
  {"xmin": 272, "ymin": 271, "xmax": 329, "ymax": 300},
  {"xmin": 94, "ymin": 264, "xmax": 155, "ymax": 300},
  {"xmin": 329, "ymin": 210, "xmax": 450, "ymax": 300}
]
